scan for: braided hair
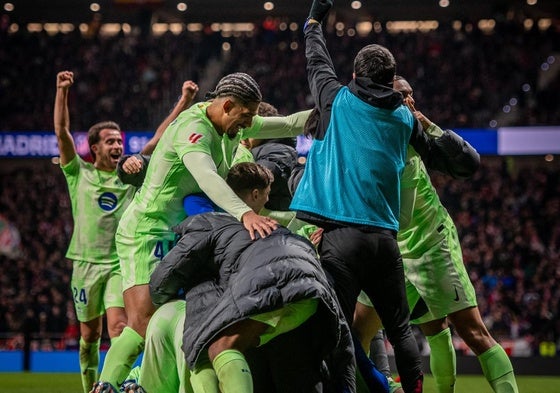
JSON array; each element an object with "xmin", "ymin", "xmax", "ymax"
[{"xmin": 205, "ymin": 72, "xmax": 262, "ymax": 104}]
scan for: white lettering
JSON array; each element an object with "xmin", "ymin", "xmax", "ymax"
[{"xmin": 0, "ymin": 134, "xmax": 60, "ymax": 156}]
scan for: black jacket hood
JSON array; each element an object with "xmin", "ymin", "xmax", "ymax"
[{"xmin": 348, "ymin": 77, "xmax": 403, "ymax": 110}]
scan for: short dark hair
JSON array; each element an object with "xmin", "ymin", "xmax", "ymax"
[
  {"xmin": 226, "ymin": 162, "xmax": 273, "ymax": 196},
  {"xmin": 206, "ymin": 72, "xmax": 262, "ymax": 104},
  {"xmin": 87, "ymin": 121, "xmax": 120, "ymax": 160},
  {"xmin": 258, "ymin": 101, "xmax": 279, "ymax": 117},
  {"xmin": 354, "ymin": 44, "xmax": 396, "ymax": 86}
]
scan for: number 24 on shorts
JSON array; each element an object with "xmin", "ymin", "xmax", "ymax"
[{"xmin": 73, "ymin": 286, "xmax": 87, "ymax": 305}]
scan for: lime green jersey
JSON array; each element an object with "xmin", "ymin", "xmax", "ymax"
[
  {"xmin": 397, "ymin": 146, "xmax": 451, "ymax": 259},
  {"xmin": 61, "ymin": 155, "xmax": 135, "ymax": 263},
  {"xmin": 118, "ymin": 102, "xmax": 309, "ymax": 237},
  {"xmin": 232, "ymin": 144, "xmax": 255, "ymax": 165}
]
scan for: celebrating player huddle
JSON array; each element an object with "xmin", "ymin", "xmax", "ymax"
[{"xmin": 53, "ymin": 1, "xmax": 519, "ymax": 393}]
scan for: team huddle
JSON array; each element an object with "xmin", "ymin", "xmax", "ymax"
[{"xmin": 53, "ymin": 1, "xmax": 520, "ymax": 393}]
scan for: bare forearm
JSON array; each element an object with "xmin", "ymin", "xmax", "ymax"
[{"xmin": 53, "ymin": 86, "xmax": 76, "ymax": 163}]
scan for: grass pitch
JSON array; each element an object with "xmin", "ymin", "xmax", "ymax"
[{"xmin": 1, "ymin": 373, "xmax": 559, "ymax": 392}]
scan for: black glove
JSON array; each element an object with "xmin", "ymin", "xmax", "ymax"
[{"xmin": 308, "ymin": 0, "xmax": 333, "ymax": 23}]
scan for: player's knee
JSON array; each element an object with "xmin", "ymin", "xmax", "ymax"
[
  {"xmin": 107, "ymin": 319, "xmax": 127, "ymax": 338},
  {"xmin": 457, "ymin": 325, "xmax": 494, "ymax": 354}
]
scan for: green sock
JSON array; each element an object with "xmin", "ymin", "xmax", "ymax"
[
  {"xmin": 427, "ymin": 328, "xmax": 456, "ymax": 393},
  {"xmin": 478, "ymin": 344, "xmax": 519, "ymax": 393},
  {"xmin": 212, "ymin": 349, "xmax": 253, "ymax": 393},
  {"xmin": 79, "ymin": 337, "xmax": 100, "ymax": 393},
  {"xmin": 191, "ymin": 351, "xmax": 220, "ymax": 393},
  {"xmin": 99, "ymin": 326, "xmax": 145, "ymax": 388}
]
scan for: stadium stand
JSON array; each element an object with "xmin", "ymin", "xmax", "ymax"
[{"xmin": 0, "ymin": 6, "xmax": 559, "ymax": 360}]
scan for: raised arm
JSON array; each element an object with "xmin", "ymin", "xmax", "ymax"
[
  {"xmin": 141, "ymin": 80, "xmax": 199, "ymax": 155},
  {"xmin": 304, "ymin": 0, "xmax": 341, "ymax": 139},
  {"xmin": 53, "ymin": 71, "xmax": 77, "ymax": 165},
  {"xmin": 408, "ymin": 108, "xmax": 480, "ymax": 179}
]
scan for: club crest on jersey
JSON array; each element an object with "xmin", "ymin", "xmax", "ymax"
[
  {"xmin": 98, "ymin": 192, "xmax": 118, "ymax": 211},
  {"xmin": 188, "ymin": 133, "xmax": 204, "ymax": 144}
]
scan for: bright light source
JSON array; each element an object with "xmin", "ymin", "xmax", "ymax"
[
  {"xmin": 544, "ymin": 154, "xmax": 554, "ymax": 162},
  {"xmin": 264, "ymin": 2, "xmax": 274, "ymax": 11},
  {"xmin": 152, "ymin": 23, "xmax": 168, "ymax": 35},
  {"xmin": 177, "ymin": 3, "xmax": 187, "ymax": 11},
  {"xmin": 90, "ymin": 3, "xmax": 100, "ymax": 12},
  {"xmin": 169, "ymin": 23, "xmax": 183, "ymax": 34},
  {"xmin": 439, "ymin": 0, "xmax": 450, "ymax": 8},
  {"xmin": 222, "ymin": 42, "xmax": 231, "ymax": 51},
  {"xmin": 27, "ymin": 23, "xmax": 43, "ymax": 33},
  {"xmin": 100, "ymin": 23, "xmax": 122, "ymax": 36},
  {"xmin": 351, "ymin": 1, "xmax": 362, "ymax": 10},
  {"xmin": 527, "ymin": 0, "xmax": 537, "ymax": 5},
  {"xmin": 538, "ymin": 18, "xmax": 551, "ymax": 30},
  {"xmin": 4, "ymin": 3, "xmax": 14, "ymax": 11},
  {"xmin": 289, "ymin": 22, "xmax": 298, "ymax": 31},
  {"xmin": 290, "ymin": 42, "xmax": 298, "ymax": 50},
  {"xmin": 478, "ymin": 19, "xmax": 496, "ymax": 33},
  {"xmin": 489, "ymin": 120, "xmax": 497, "ymax": 128},
  {"xmin": 356, "ymin": 21, "xmax": 372, "ymax": 36},
  {"xmin": 187, "ymin": 23, "xmax": 203, "ymax": 32}
]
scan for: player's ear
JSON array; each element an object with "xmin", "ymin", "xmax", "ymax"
[
  {"xmin": 250, "ymin": 188, "xmax": 257, "ymax": 200},
  {"xmin": 223, "ymin": 98, "xmax": 235, "ymax": 114}
]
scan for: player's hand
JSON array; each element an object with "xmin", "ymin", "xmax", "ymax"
[
  {"xmin": 181, "ymin": 80, "xmax": 199, "ymax": 103},
  {"xmin": 122, "ymin": 155, "xmax": 143, "ymax": 174},
  {"xmin": 413, "ymin": 110, "xmax": 433, "ymax": 130},
  {"xmin": 403, "ymin": 95, "xmax": 416, "ymax": 112},
  {"xmin": 56, "ymin": 71, "xmax": 74, "ymax": 89},
  {"xmin": 309, "ymin": 227, "xmax": 324, "ymax": 247},
  {"xmin": 241, "ymin": 210, "xmax": 278, "ymax": 240},
  {"xmin": 308, "ymin": 0, "xmax": 333, "ymax": 23}
]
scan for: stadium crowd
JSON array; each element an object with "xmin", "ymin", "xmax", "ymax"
[
  {"xmin": 1, "ymin": 14, "xmax": 559, "ymax": 132},
  {"xmin": 0, "ymin": 8, "xmax": 559, "ymax": 362},
  {"xmin": 0, "ymin": 156, "xmax": 558, "ymax": 356}
]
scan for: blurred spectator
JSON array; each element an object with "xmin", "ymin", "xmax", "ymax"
[
  {"xmin": 0, "ymin": 14, "xmax": 559, "ymax": 356},
  {"xmin": 0, "ymin": 156, "xmax": 558, "ymax": 356},
  {"xmin": 0, "ymin": 17, "xmax": 559, "ymax": 131}
]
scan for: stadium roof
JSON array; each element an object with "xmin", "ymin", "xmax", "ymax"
[{"xmin": 5, "ymin": 0, "xmax": 560, "ymax": 25}]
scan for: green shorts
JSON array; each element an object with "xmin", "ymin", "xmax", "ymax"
[
  {"xmin": 140, "ymin": 300, "xmax": 192, "ymax": 393},
  {"xmin": 117, "ymin": 230, "xmax": 177, "ymax": 292},
  {"xmin": 357, "ymin": 219, "xmax": 477, "ymax": 324},
  {"xmin": 403, "ymin": 219, "xmax": 477, "ymax": 324},
  {"xmin": 71, "ymin": 260, "xmax": 124, "ymax": 323},
  {"xmin": 251, "ymin": 298, "xmax": 319, "ymax": 346}
]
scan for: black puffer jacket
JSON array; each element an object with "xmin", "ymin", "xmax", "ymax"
[
  {"xmin": 251, "ymin": 140, "xmax": 298, "ymax": 211},
  {"xmin": 149, "ymin": 212, "xmax": 355, "ymax": 392}
]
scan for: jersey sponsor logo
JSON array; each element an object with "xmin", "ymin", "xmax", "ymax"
[
  {"xmin": 188, "ymin": 132, "xmax": 204, "ymax": 144},
  {"xmin": 98, "ymin": 192, "xmax": 118, "ymax": 211}
]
